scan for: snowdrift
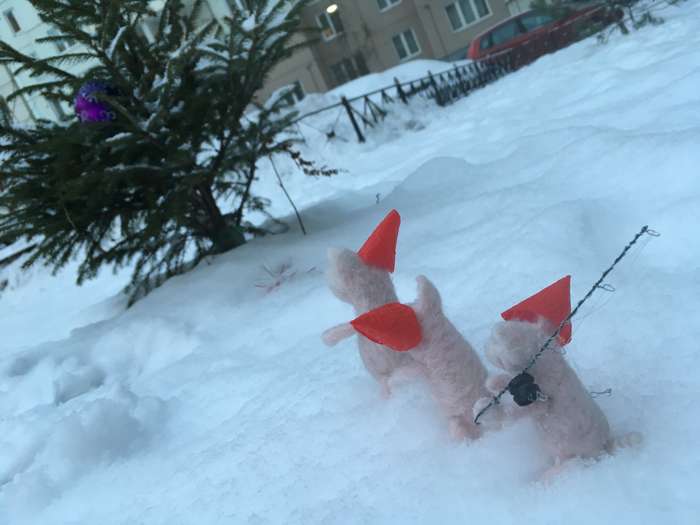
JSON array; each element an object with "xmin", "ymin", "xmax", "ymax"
[{"xmin": 1, "ymin": 2, "xmax": 699, "ymax": 524}]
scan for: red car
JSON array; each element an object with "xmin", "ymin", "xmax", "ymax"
[{"xmin": 467, "ymin": 4, "xmax": 616, "ymax": 68}]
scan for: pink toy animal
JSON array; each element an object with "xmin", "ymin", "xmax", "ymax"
[
  {"xmin": 325, "ymin": 274, "xmax": 491, "ymax": 441},
  {"xmin": 408, "ymin": 275, "xmax": 490, "ymax": 440},
  {"xmin": 474, "ymin": 316, "xmax": 641, "ymax": 475},
  {"xmin": 322, "ymin": 210, "xmax": 416, "ymax": 397}
]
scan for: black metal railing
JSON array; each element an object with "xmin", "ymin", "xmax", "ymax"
[{"xmin": 292, "ymin": 55, "xmax": 513, "ymax": 144}]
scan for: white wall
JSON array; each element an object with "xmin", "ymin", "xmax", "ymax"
[
  {"xmin": 0, "ymin": 0, "xmax": 235, "ymax": 124},
  {"xmin": 0, "ymin": 0, "xmax": 83, "ymax": 122},
  {"xmin": 506, "ymin": 0, "xmax": 532, "ymax": 15}
]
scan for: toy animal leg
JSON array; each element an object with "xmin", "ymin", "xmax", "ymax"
[
  {"xmin": 486, "ymin": 374, "xmax": 512, "ymax": 394},
  {"xmin": 379, "ymin": 375, "xmax": 392, "ymax": 399},
  {"xmin": 605, "ymin": 432, "xmax": 643, "ymax": 454},
  {"xmin": 540, "ymin": 458, "xmax": 566, "ymax": 483},
  {"xmin": 537, "ymin": 456, "xmax": 583, "ymax": 485},
  {"xmin": 449, "ymin": 416, "xmax": 482, "ymax": 441},
  {"xmin": 473, "ymin": 397, "xmax": 506, "ymax": 429}
]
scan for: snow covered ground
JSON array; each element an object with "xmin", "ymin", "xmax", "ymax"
[{"xmin": 2, "ymin": 2, "xmax": 700, "ymax": 523}]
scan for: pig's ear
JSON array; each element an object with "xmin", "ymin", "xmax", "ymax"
[
  {"xmin": 414, "ymin": 275, "xmax": 442, "ymax": 314},
  {"xmin": 357, "ymin": 210, "xmax": 400, "ymax": 273},
  {"xmin": 350, "ymin": 302, "xmax": 421, "ymax": 352},
  {"xmin": 501, "ymin": 275, "xmax": 572, "ymax": 346}
]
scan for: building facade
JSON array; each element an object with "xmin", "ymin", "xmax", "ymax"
[
  {"xmin": 0, "ymin": 0, "xmax": 235, "ymax": 122},
  {"xmin": 0, "ymin": 0, "xmax": 519, "ymax": 123},
  {"xmin": 258, "ymin": 0, "xmax": 516, "ymax": 101},
  {"xmin": 0, "ymin": 0, "xmax": 65, "ymax": 122}
]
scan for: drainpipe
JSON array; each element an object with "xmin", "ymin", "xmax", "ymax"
[
  {"xmin": 350, "ymin": 2, "xmax": 385, "ymax": 70},
  {"xmin": 422, "ymin": 3, "xmax": 449, "ymax": 59},
  {"xmin": 332, "ymin": 5, "xmax": 357, "ymax": 63},
  {"xmin": 306, "ymin": 62, "xmax": 324, "ymax": 92}
]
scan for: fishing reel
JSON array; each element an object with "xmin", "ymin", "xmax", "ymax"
[{"xmin": 507, "ymin": 372, "xmax": 546, "ymax": 407}]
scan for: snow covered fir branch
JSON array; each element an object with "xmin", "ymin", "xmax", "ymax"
[{"xmin": 0, "ymin": 0, "xmax": 325, "ymax": 305}]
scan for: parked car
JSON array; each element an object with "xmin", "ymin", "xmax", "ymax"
[{"xmin": 467, "ymin": 3, "xmax": 619, "ymax": 69}]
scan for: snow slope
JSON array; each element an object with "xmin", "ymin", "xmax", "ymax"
[{"xmin": 2, "ymin": 2, "xmax": 700, "ymax": 523}]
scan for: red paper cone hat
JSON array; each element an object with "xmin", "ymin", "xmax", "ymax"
[
  {"xmin": 357, "ymin": 210, "xmax": 400, "ymax": 273},
  {"xmin": 350, "ymin": 302, "xmax": 422, "ymax": 352},
  {"xmin": 501, "ymin": 275, "xmax": 573, "ymax": 346}
]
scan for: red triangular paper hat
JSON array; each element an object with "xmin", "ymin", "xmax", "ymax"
[
  {"xmin": 350, "ymin": 302, "xmax": 422, "ymax": 352},
  {"xmin": 501, "ymin": 275, "xmax": 572, "ymax": 346},
  {"xmin": 357, "ymin": 210, "xmax": 400, "ymax": 273}
]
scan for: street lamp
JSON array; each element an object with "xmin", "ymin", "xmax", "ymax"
[{"xmin": 326, "ymin": 4, "xmax": 338, "ymax": 14}]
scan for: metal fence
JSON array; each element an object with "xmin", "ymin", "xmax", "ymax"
[{"xmin": 292, "ymin": 55, "xmax": 513, "ymax": 144}]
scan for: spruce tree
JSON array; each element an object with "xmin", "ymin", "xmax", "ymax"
[{"xmin": 0, "ymin": 0, "xmax": 313, "ymax": 304}]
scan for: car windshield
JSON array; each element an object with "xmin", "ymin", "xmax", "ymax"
[
  {"xmin": 489, "ymin": 20, "xmax": 524, "ymax": 47},
  {"xmin": 520, "ymin": 11, "xmax": 556, "ymax": 32},
  {"xmin": 480, "ymin": 34, "xmax": 493, "ymax": 50}
]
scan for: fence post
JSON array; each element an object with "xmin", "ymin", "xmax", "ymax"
[
  {"xmin": 428, "ymin": 70, "xmax": 443, "ymax": 107},
  {"xmin": 394, "ymin": 77, "xmax": 408, "ymax": 104},
  {"xmin": 381, "ymin": 88, "xmax": 393, "ymax": 105},
  {"xmin": 341, "ymin": 96, "xmax": 365, "ymax": 143},
  {"xmin": 364, "ymin": 96, "xmax": 377, "ymax": 123}
]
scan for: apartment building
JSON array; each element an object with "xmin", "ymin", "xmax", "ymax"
[
  {"xmin": 0, "ymin": 0, "xmax": 241, "ymax": 122},
  {"xmin": 258, "ymin": 0, "xmax": 517, "ymax": 101},
  {"xmin": 0, "ymin": 0, "xmax": 520, "ymax": 123},
  {"xmin": 0, "ymin": 0, "xmax": 61, "ymax": 122}
]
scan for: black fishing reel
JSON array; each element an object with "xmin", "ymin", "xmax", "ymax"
[{"xmin": 507, "ymin": 372, "xmax": 543, "ymax": 407}]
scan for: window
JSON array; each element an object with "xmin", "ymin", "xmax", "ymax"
[
  {"xmin": 49, "ymin": 99, "xmax": 68, "ymax": 121},
  {"xmin": 330, "ymin": 58, "xmax": 356, "ymax": 86},
  {"xmin": 329, "ymin": 53, "xmax": 369, "ymax": 86},
  {"xmin": 478, "ymin": 17, "xmax": 527, "ymax": 51},
  {"xmin": 445, "ymin": 0, "xmax": 491, "ymax": 31},
  {"xmin": 519, "ymin": 12, "xmax": 556, "ymax": 32},
  {"xmin": 480, "ymin": 33, "xmax": 493, "ymax": 50},
  {"xmin": 475, "ymin": 0, "xmax": 491, "ymax": 18},
  {"xmin": 354, "ymin": 52, "xmax": 370, "ymax": 76},
  {"xmin": 489, "ymin": 19, "xmax": 524, "ymax": 46},
  {"xmin": 3, "ymin": 9, "xmax": 21, "ymax": 33},
  {"xmin": 377, "ymin": 0, "xmax": 401, "ymax": 12},
  {"xmin": 47, "ymin": 27, "xmax": 73, "ymax": 53},
  {"xmin": 392, "ymin": 29, "xmax": 420, "ymax": 61},
  {"xmin": 316, "ymin": 10, "xmax": 344, "ymax": 41},
  {"xmin": 281, "ymin": 81, "xmax": 305, "ymax": 106}
]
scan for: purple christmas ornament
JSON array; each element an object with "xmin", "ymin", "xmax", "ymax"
[{"xmin": 74, "ymin": 80, "xmax": 118, "ymax": 123}]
